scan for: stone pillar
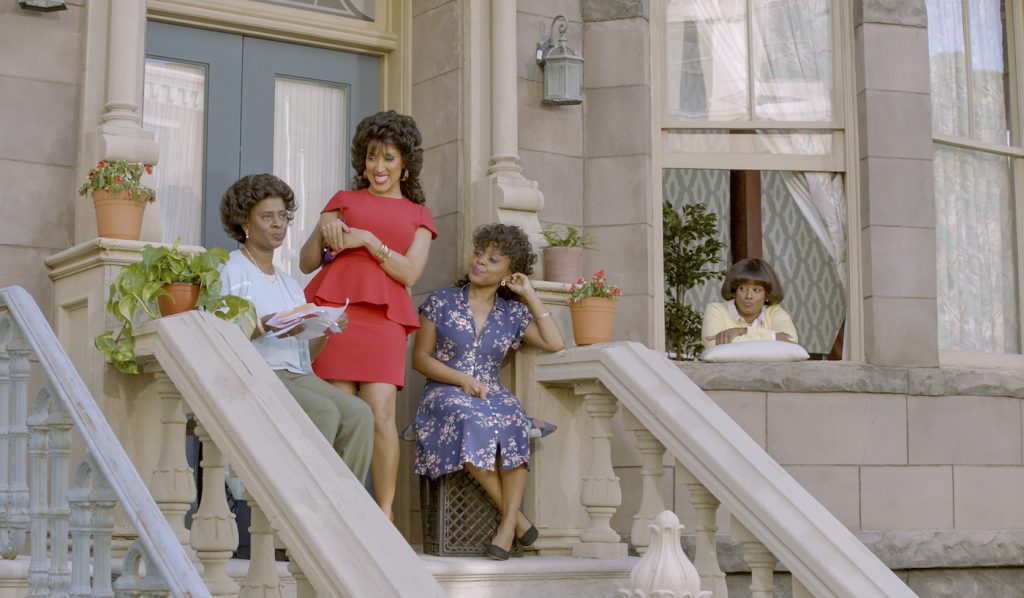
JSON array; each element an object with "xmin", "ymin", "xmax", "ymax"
[
  {"xmin": 854, "ymin": 0, "xmax": 938, "ymax": 366},
  {"xmin": 78, "ymin": 0, "xmax": 161, "ymax": 243},
  {"xmin": 622, "ymin": 409, "xmax": 666, "ymax": 555},
  {"xmin": 572, "ymin": 381, "xmax": 628, "ymax": 559},
  {"xmin": 469, "ymin": 0, "xmax": 545, "ymax": 255}
]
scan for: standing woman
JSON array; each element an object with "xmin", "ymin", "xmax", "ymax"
[
  {"xmin": 300, "ymin": 110, "xmax": 436, "ymax": 520},
  {"xmin": 412, "ymin": 224, "xmax": 565, "ymax": 560}
]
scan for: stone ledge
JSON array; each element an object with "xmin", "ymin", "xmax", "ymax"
[
  {"xmin": 677, "ymin": 530, "xmax": 1024, "ymax": 573},
  {"xmin": 676, "ymin": 361, "xmax": 1024, "ymax": 399}
]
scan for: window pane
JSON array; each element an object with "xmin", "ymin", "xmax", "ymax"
[
  {"xmin": 143, "ymin": 59, "xmax": 206, "ymax": 246},
  {"xmin": 665, "ymin": 129, "xmax": 834, "ymax": 155},
  {"xmin": 666, "ymin": 0, "xmax": 749, "ymax": 121},
  {"xmin": 254, "ymin": 0, "xmax": 373, "ymax": 21},
  {"xmin": 751, "ymin": 0, "xmax": 833, "ymax": 121},
  {"xmin": 934, "ymin": 144, "xmax": 1019, "ymax": 354},
  {"xmin": 968, "ymin": 0, "xmax": 1010, "ymax": 145},
  {"xmin": 272, "ymin": 77, "xmax": 348, "ymax": 284}
]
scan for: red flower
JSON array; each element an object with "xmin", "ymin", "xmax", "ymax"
[
  {"xmin": 596, "ymin": 269, "xmax": 605, "ymax": 278},
  {"xmin": 145, "ymin": 165, "xmax": 153, "ymax": 175},
  {"xmin": 97, "ymin": 160, "xmax": 105, "ymax": 168},
  {"xmin": 597, "ymin": 281, "xmax": 604, "ymax": 287},
  {"xmin": 115, "ymin": 176, "xmax": 122, "ymax": 183}
]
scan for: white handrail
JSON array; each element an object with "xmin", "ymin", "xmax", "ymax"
[
  {"xmin": 535, "ymin": 342, "xmax": 916, "ymax": 598},
  {"xmin": 133, "ymin": 309, "xmax": 446, "ymax": 598},
  {"xmin": 0, "ymin": 285, "xmax": 208, "ymax": 597}
]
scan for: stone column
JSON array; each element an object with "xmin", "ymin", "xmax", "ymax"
[
  {"xmin": 622, "ymin": 409, "xmax": 666, "ymax": 555},
  {"xmin": 469, "ymin": 0, "xmax": 545, "ymax": 255},
  {"xmin": 78, "ymin": 0, "xmax": 161, "ymax": 243},
  {"xmin": 854, "ymin": 0, "xmax": 938, "ymax": 366}
]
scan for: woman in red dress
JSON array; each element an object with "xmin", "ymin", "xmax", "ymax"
[{"xmin": 300, "ymin": 110, "xmax": 435, "ymax": 520}]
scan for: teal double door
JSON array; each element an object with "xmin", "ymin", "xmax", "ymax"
[{"xmin": 144, "ymin": 22, "xmax": 379, "ymax": 265}]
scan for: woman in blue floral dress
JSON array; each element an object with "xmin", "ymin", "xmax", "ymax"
[{"xmin": 412, "ymin": 224, "xmax": 564, "ymax": 560}]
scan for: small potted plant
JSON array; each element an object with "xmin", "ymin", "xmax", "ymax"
[
  {"xmin": 78, "ymin": 159, "xmax": 156, "ymax": 240},
  {"xmin": 94, "ymin": 240, "xmax": 257, "ymax": 374},
  {"xmin": 540, "ymin": 224, "xmax": 594, "ymax": 284},
  {"xmin": 566, "ymin": 269, "xmax": 623, "ymax": 345}
]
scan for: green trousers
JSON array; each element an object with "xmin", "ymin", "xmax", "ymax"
[{"xmin": 275, "ymin": 370, "xmax": 373, "ymax": 483}]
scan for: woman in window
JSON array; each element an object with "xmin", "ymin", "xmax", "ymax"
[
  {"xmin": 702, "ymin": 257, "xmax": 798, "ymax": 348},
  {"xmin": 412, "ymin": 224, "xmax": 564, "ymax": 560},
  {"xmin": 299, "ymin": 110, "xmax": 436, "ymax": 521}
]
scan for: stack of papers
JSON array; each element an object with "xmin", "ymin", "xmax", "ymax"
[{"xmin": 265, "ymin": 299, "xmax": 349, "ymax": 340}]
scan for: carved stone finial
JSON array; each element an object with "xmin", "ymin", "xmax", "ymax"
[{"xmin": 618, "ymin": 511, "xmax": 711, "ymax": 598}]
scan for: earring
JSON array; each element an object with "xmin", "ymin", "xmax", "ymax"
[
  {"xmin": 401, "ymin": 170, "xmax": 409, "ymax": 182},
  {"xmin": 244, "ymin": 228, "xmax": 249, "ymax": 240},
  {"xmin": 500, "ymin": 280, "xmax": 507, "ymax": 287}
]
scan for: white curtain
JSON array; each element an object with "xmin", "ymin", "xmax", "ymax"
[
  {"xmin": 272, "ymin": 78, "xmax": 348, "ymax": 285},
  {"xmin": 927, "ymin": 0, "xmax": 1018, "ymax": 353},
  {"xmin": 667, "ymin": 1, "xmax": 846, "ymax": 287},
  {"xmin": 143, "ymin": 59, "xmax": 206, "ymax": 246}
]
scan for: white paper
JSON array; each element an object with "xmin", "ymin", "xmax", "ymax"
[{"xmin": 267, "ymin": 299, "xmax": 349, "ymax": 340}]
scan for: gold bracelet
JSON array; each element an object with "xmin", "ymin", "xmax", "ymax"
[
  {"xmin": 375, "ymin": 243, "xmax": 393, "ymax": 263},
  {"xmin": 255, "ymin": 317, "xmax": 266, "ymax": 336},
  {"xmin": 536, "ymin": 311, "xmax": 551, "ymax": 319}
]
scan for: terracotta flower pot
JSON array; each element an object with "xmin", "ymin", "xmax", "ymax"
[
  {"xmin": 92, "ymin": 189, "xmax": 146, "ymax": 240},
  {"xmin": 543, "ymin": 246, "xmax": 584, "ymax": 284},
  {"xmin": 569, "ymin": 296, "xmax": 617, "ymax": 345},
  {"xmin": 158, "ymin": 283, "xmax": 200, "ymax": 316}
]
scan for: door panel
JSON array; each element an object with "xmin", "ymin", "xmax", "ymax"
[{"xmin": 144, "ymin": 22, "xmax": 380, "ymax": 260}]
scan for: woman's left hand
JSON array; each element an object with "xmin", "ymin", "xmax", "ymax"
[
  {"xmin": 341, "ymin": 227, "xmax": 380, "ymax": 252},
  {"xmin": 505, "ymin": 272, "xmax": 534, "ymax": 297}
]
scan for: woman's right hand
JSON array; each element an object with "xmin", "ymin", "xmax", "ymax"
[
  {"xmin": 460, "ymin": 374, "xmax": 488, "ymax": 400},
  {"xmin": 706, "ymin": 326, "xmax": 747, "ymax": 345},
  {"xmin": 319, "ymin": 213, "xmax": 349, "ymax": 251}
]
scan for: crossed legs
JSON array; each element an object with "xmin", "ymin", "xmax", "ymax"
[
  {"xmin": 464, "ymin": 454, "xmax": 531, "ymax": 552},
  {"xmin": 332, "ymin": 380, "xmax": 399, "ymax": 521}
]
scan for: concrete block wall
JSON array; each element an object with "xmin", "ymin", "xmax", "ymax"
[
  {"xmin": 0, "ymin": 2, "xmax": 83, "ymax": 319},
  {"xmin": 608, "ymin": 361, "xmax": 1024, "ymax": 592}
]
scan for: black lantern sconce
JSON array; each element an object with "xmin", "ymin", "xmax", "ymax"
[
  {"xmin": 18, "ymin": 0, "xmax": 67, "ymax": 11},
  {"xmin": 536, "ymin": 15, "xmax": 583, "ymax": 105}
]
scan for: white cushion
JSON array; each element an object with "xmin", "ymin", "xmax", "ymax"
[{"xmin": 700, "ymin": 340, "xmax": 810, "ymax": 363}]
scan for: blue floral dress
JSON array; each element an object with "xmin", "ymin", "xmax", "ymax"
[{"xmin": 414, "ymin": 286, "xmax": 534, "ymax": 479}]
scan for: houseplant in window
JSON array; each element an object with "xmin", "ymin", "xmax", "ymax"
[
  {"xmin": 567, "ymin": 269, "xmax": 622, "ymax": 345},
  {"xmin": 540, "ymin": 224, "xmax": 594, "ymax": 284},
  {"xmin": 94, "ymin": 240, "xmax": 257, "ymax": 374},
  {"xmin": 78, "ymin": 159, "xmax": 156, "ymax": 240},
  {"xmin": 663, "ymin": 201, "xmax": 724, "ymax": 359}
]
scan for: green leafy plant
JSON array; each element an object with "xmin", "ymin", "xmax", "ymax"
[
  {"xmin": 540, "ymin": 225, "xmax": 594, "ymax": 249},
  {"xmin": 567, "ymin": 269, "xmax": 623, "ymax": 304},
  {"xmin": 663, "ymin": 201, "xmax": 725, "ymax": 360},
  {"xmin": 95, "ymin": 241, "xmax": 257, "ymax": 374},
  {"xmin": 78, "ymin": 159, "xmax": 156, "ymax": 203}
]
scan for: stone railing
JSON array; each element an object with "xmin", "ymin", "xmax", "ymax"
[
  {"xmin": 131, "ymin": 309, "xmax": 446, "ymax": 597},
  {"xmin": 531, "ymin": 341, "xmax": 916, "ymax": 597},
  {"xmin": 0, "ymin": 285, "xmax": 207, "ymax": 597}
]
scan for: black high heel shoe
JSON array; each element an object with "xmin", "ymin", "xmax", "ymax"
[
  {"xmin": 484, "ymin": 543, "xmax": 511, "ymax": 561},
  {"xmin": 518, "ymin": 525, "xmax": 539, "ymax": 547}
]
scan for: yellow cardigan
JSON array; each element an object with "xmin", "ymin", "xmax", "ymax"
[{"xmin": 701, "ymin": 301, "xmax": 798, "ymax": 348}]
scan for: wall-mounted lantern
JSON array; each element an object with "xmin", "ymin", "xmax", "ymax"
[{"xmin": 535, "ymin": 15, "xmax": 583, "ymax": 105}]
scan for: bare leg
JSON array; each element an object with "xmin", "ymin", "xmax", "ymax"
[
  {"xmin": 464, "ymin": 461, "xmax": 532, "ymax": 538},
  {"xmin": 361, "ymin": 382, "xmax": 399, "ymax": 520},
  {"xmin": 491, "ymin": 464, "xmax": 528, "ymax": 551},
  {"xmin": 332, "ymin": 380, "xmax": 399, "ymax": 521}
]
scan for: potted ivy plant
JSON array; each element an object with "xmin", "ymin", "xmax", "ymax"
[
  {"xmin": 78, "ymin": 159, "xmax": 157, "ymax": 241},
  {"xmin": 94, "ymin": 240, "xmax": 257, "ymax": 374},
  {"xmin": 540, "ymin": 224, "xmax": 594, "ymax": 284}
]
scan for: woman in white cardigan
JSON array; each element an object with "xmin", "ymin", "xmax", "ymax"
[{"xmin": 702, "ymin": 257, "xmax": 798, "ymax": 349}]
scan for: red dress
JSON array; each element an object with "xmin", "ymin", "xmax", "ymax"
[{"xmin": 304, "ymin": 188, "xmax": 437, "ymax": 388}]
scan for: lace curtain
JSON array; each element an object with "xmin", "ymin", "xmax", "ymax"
[{"xmin": 927, "ymin": 0, "xmax": 1019, "ymax": 354}]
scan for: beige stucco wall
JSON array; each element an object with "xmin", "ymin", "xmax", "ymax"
[{"xmin": 0, "ymin": 2, "xmax": 82, "ymax": 320}]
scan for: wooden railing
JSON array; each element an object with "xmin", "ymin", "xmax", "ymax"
[
  {"xmin": 0, "ymin": 285, "xmax": 207, "ymax": 597},
  {"xmin": 534, "ymin": 341, "xmax": 917, "ymax": 598}
]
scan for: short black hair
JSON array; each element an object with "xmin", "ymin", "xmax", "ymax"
[
  {"xmin": 456, "ymin": 224, "xmax": 537, "ymax": 301},
  {"xmin": 219, "ymin": 174, "xmax": 296, "ymax": 244},
  {"xmin": 721, "ymin": 257, "xmax": 785, "ymax": 305}
]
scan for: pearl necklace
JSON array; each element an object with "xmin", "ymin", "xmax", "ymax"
[{"xmin": 241, "ymin": 245, "xmax": 277, "ymax": 282}]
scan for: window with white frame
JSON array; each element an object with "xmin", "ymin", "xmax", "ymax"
[
  {"xmin": 927, "ymin": 0, "xmax": 1023, "ymax": 356},
  {"xmin": 659, "ymin": 0, "xmax": 852, "ymax": 357}
]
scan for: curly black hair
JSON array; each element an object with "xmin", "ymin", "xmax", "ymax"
[
  {"xmin": 455, "ymin": 224, "xmax": 537, "ymax": 301},
  {"xmin": 350, "ymin": 110, "xmax": 426, "ymax": 205},
  {"xmin": 220, "ymin": 174, "xmax": 296, "ymax": 244}
]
